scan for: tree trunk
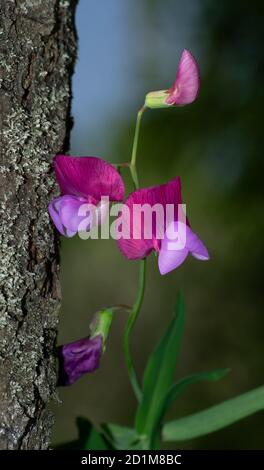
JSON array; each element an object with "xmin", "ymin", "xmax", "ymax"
[{"xmin": 0, "ymin": 0, "xmax": 77, "ymax": 449}]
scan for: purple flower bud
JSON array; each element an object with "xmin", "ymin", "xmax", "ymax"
[
  {"xmin": 145, "ymin": 49, "xmax": 200, "ymax": 109},
  {"xmin": 58, "ymin": 335, "xmax": 103, "ymax": 386}
]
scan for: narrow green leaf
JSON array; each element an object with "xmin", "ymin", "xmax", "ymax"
[
  {"xmin": 55, "ymin": 417, "xmax": 110, "ymax": 450},
  {"xmin": 76, "ymin": 417, "xmax": 109, "ymax": 450},
  {"xmin": 101, "ymin": 423, "xmax": 140, "ymax": 450},
  {"xmin": 135, "ymin": 293, "xmax": 185, "ymax": 437},
  {"xmin": 162, "ymin": 385, "xmax": 264, "ymax": 442},
  {"xmin": 150, "ymin": 368, "xmax": 229, "ymax": 447},
  {"xmin": 165, "ymin": 369, "xmax": 230, "ymax": 413}
]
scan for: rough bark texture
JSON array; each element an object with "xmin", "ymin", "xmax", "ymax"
[{"xmin": 0, "ymin": 0, "xmax": 77, "ymax": 449}]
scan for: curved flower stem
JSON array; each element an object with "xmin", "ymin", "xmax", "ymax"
[
  {"xmin": 130, "ymin": 106, "xmax": 145, "ymax": 189},
  {"xmin": 124, "ymin": 258, "xmax": 146, "ymax": 401},
  {"xmin": 123, "ymin": 105, "xmax": 147, "ymax": 401}
]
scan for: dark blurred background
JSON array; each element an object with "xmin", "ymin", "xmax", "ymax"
[{"xmin": 51, "ymin": 0, "xmax": 264, "ymax": 449}]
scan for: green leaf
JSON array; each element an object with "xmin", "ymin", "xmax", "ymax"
[
  {"xmin": 150, "ymin": 368, "xmax": 229, "ymax": 448},
  {"xmin": 135, "ymin": 293, "xmax": 185, "ymax": 438},
  {"xmin": 162, "ymin": 385, "xmax": 264, "ymax": 442},
  {"xmin": 101, "ymin": 423, "xmax": 140, "ymax": 450},
  {"xmin": 55, "ymin": 417, "xmax": 110, "ymax": 450},
  {"xmin": 76, "ymin": 417, "xmax": 109, "ymax": 450}
]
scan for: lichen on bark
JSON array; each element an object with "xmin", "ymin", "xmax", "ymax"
[{"xmin": 0, "ymin": 0, "xmax": 78, "ymax": 449}]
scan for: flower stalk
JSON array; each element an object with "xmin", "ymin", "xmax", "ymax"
[
  {"xmin": 123, "ymin": 105, "xmax": 147, "ymax": 401},
  {"xmin": 130, "ymin": 106, "xmax": 145, "ymax": 189},
  {"xmin": 123, "ymin": 258, "xmax": 146, "ymax": 401}
]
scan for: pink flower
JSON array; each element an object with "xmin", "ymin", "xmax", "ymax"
[
  {"xmin": 145, "ymin": 49, "xmax": 200, "ymax": 109},
  {"xmin": 117, "ymin": 177, "xmax": 209, "ymax": 275},
  {"xmin": 48, "ymin": 155, "xmax": 125, "ymax": 237}
]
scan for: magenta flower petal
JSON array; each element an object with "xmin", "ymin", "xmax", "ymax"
[
  {"xmin": 158, "ymin": 221, "xmax": 189, "ymax": 274},
  {"xmin": 58, "ymin": 335, "xmax": 103, "ymax": 386},
  {"xmin": 48, "ymin": 197, "xmax": 77, "ymax": 237},
  {"xmin": 185, "ymin": 224, "xmax": 210, "ymax": 260},
  {"xmin": 118, "ymin": 237, "xmax": 154, "ymax": 260},
  {"xmin": 59, "ymin": 195, "xmax": 90, "ymax": 233},
  {"xmin": 48, "ymin": 198, "xmax": 65, "ymax": 235},
  {"xmin": 159, "ymin": 245, "xmax": 189, "ymax": 275},
  {"xmin": 166, "ymin": 49, "xmax": 200, "ymax": 105},
  {"xmin": 117, "ymin": 177, "xmax": 182, "ymax": 260},
  {"xmin": 158, "ymin": 221, "xmax": 209, "ymax": 274},
  {"xmin": 54, "ymin": 155, "xmax": 125, "ymax": 201}
]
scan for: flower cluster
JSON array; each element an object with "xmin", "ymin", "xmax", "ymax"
[
  {"xmin": 52, "ymin": 49, "xmax": 209, "ymax": 385},
  {"xmin": 49, "ymin": 156, "xmax": 209, "ymax": 274}
]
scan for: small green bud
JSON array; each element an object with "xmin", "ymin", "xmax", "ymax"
[
  {"xmin": 145, "ymin": 90, "xmax": 171, "ymax": 109},
  {"xmin": 90, "ymin": 308, "xmax": 113, "ymax": 350}
]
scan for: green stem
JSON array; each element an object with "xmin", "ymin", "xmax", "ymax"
[
  {"xmin": 130, "ymin": 165, "xmax": 139, "ymax": 190},
  {"xmin": 124, "ymin": 258, "xmax": 146, "ymax": 401},
  {"xmin": 131, "ymin": 106, "xmax": 145, "ymax": 167},
  {"xmin": 130, "ymin": 106, "xmax": 145, "ymax": 189},
  {"xmin": 123, "ymin": 105, "xmax": 146, "ymax": 401}
]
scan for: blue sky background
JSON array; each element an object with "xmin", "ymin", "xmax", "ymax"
[{"xmin": 71, "ymin": 0, "xmax": 201, "ymax": 156}]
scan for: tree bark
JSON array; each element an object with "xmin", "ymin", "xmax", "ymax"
[{"xmin": 0, "ymin": 0, "xmax": 77, "ymax": 449}]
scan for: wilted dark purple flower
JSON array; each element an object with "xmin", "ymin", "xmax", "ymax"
[{"xmin": 58, "ymin": 335, "xmax": 102, "ymax": 386}]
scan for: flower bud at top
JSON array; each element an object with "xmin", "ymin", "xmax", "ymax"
[
  {"xmin": 145, "ymin": 49, "xmax": 200, "ymax": 109},
  {"xmin": 145, "ymin": 90, "xmax": 170, "ymax": 109}
]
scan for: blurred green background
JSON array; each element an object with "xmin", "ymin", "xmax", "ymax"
[{"xmin": 51, "ymin": 0, "xmax": 264, "ymax": 449}]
